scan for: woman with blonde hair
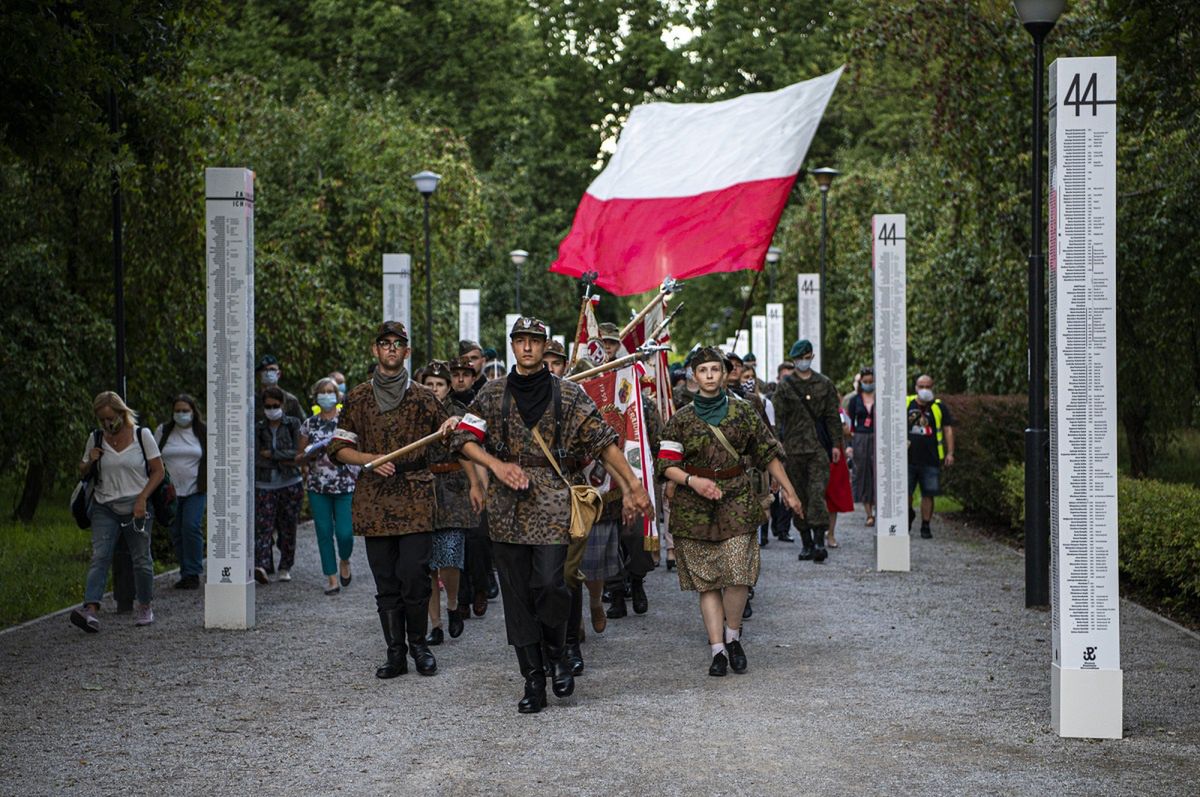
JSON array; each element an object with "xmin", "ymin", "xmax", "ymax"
[{"xmin": 70, "ymin": 391, "xmax": 163, "ymax": 632}]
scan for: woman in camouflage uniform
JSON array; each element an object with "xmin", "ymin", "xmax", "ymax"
[{"xmin": 656, "ymin": 347, "xmax": 804, "ymax": 677}]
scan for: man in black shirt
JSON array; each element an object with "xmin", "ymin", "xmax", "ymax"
[{"xmin": 906, "ymin": 374, "xmax": 956, "ymax": 538}]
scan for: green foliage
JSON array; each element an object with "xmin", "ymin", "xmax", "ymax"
[{"xmin": 937, "ymin": 395, "xmax": 1027, "ymax": 516}]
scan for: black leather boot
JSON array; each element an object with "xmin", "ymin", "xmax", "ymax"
[
  {"xmin": 515, "ymin": 645, "xmax": 548, "ymax": 714},
  {"xmin": 630, "ymin": 578, "xmax": 648, "ymax": 615},
  {"xmin": 542, "ymin": 624, "xmax": 575, "ymax": 698},
  {"xmin": 758, "ymin": 523, "xmax": 769, "ymax": 546},
  {"xmin": 606, "ymin": 586, "xmax": 628, "ymax": 619},
  {"xmin": 408, "ymin": 637, "xmax": 438, "ymax": 676},
  {"xmin": 811, "ymin": 526, "xmax": 829, "ymax": 563},
  {"xmin": 797, "ymin": 526, "xmax": 815, "ymax": 560},
  {"xmin": 375, "ymin": 609, "xmax": 407, "ymax": 679}
]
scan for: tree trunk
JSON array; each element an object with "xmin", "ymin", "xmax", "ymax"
[
  {"xmin": 1122, "ymin": 410, "xmax": 1155, "ymax": 478},
  {"xmin": 13, "ymin": 461, "xmax": 46, "ymax": 523}
]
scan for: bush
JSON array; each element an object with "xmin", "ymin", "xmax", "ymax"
[
  {"xmin": 938, "ymin": 394, "xmax": 1027, "ymax": 519},
  {"xmin": 1000, "ymin": 462, "xmax": 1200, "ymax": 625}
]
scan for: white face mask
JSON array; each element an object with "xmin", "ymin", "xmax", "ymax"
[
  {"xmin": 264, "ymin": 408, "xmax": 284, "ymax": 421},
  {"xmin": 173, "ymin": 412, "xmax": 193, "ymax": 427},
  {"xmin": 261, "ymin": 370, "xmax": 280, "ymax": 386},
  {"xmin": 316, "ymin": 393, "xmax": 338, "ymax": 410},
  {"xmin": 793, "ymin": 358, "xmax": 813, "ymax": 371},
  {"xmin": 917, "ymin": 388, "xmax": 934, "ymax": 403}
]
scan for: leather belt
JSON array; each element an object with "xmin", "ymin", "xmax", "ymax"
[
  {"xmin": 501, "ymin": 453, "xmax": 582, "ymax": 471},
  {"xmin": 429, "ymin": 461, "xmax": 463, "ymax": 474},
  {"xmin": 683, "ymin": 464, "xmax": 744, "ymax": 480}
]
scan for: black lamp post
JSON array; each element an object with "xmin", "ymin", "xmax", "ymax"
[
  {"xmin": 412, "ymin": 170, "xmax": 441, "ymax": 362},
  {"xmin": 810, "ymin": 167, "xmax": 839, "ymax": 366},
  {"xmin": 1015, "ymin": 0, "xmax": 1064, "ymax": 609},
  {"xmin": 765, "ymin": 245, "xmax": 782, "ymax": 304},
  {"xmin": 509, "ymin": 249, "xmax": 529, "ymax": 314}
]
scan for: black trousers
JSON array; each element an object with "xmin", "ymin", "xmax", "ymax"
[
  {"xmin": 770, "ymin": 493, "xmax": 794, "ymax": 537},
  {"xmin": 606, "ymin": 519, "xmax": 653, "ymax": 593},
  {"xmin": 566, "ymin": 582, "xmax": 584, "ymax": 643},
  {"xmin": 458, "ymin": 518, "xmax": 493, "ymax": 606},
  {"xmin": 492, "ymin": 542, "xmax": 570, "ymax": 647},
  {"xmin": 365, "ymin": 534, "xmax": 433, "ymax": 643}
]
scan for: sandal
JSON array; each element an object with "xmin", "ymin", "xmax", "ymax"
[
  {"xmin": 865, "ymin": 516, "xmax": 876, "ymax": 527},
  {"xmin": 826, "ymin": 535, "xmax": 839, "ymax": 549}
]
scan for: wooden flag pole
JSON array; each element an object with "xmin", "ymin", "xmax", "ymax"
[
  {"xmin": 617, "ymin": 277, "xmax": 681, "ymax": 342},
  {"xmin": 362, "ymin": 429, "xmax": 446, "ymax": 472}
]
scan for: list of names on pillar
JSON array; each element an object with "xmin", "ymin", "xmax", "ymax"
[
  {"xmin": 459, "ymin": 288, "xmax": 481, "ymax": 343},
  {"xmin": 765, "ymin": 303, "xmax": 785, "ymax": 385},
  {"xmin": 872, "ymin": 215, "xmax": 907, "ymax": 541},
  {"xmin": 1049, "ymin": 57, "xmax": 1120, "ymax": 672},
  {"xmin": 205, "ymin": 168, "xmax": 255, "ymax": 586},
  {"xmin": 796, "ymin": 273, "xmax": 821, "ymax": 373}
]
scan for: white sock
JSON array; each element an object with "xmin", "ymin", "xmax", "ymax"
[
  {"xmin": 724, "ymin": 627, "xmax": 740, "ymax": 644},
  {"xmin": 710, "ymin": 642, "xmax": 726, "ymax": 657}
]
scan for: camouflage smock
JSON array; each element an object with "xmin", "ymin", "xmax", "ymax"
[
  {"xmin": 772, "ymin": 370, "xmax": 845, "ymax": 458},
  {"xmin": 328, "ymin": 381, "xmax": 448, "ymax": 537},
  {"xmin": 450, "ymin": 374, "xmax": 617, "ymax": 545},
  {"xmin": 429, "ymin": 396, "xmax": 480, "ymax": 531},
  {"xmin": 655, "ymin": 395, "xmax": 783, "ymax": 543}
]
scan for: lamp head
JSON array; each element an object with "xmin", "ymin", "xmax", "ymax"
[
  {"xmin": 810, "ymin": 167, "xmax": 840, "ymax": 192},
  {"xmin": 509, "ymin": 249, "xmax": 529, "ymax": 266},
  {"xmin": 411, "ymin": 170, "xmax": 442, "ymax": 196},
  {"xmin": 765, "ymin": 245, "xmax": 782, "ymax": 265},
  {"xmin": 1014, "ymin": 0, "xmax": 1065, "ymax": 37}
]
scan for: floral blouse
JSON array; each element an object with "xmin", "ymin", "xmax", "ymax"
[{"xmin": 300, "ymin": 414, "xmax": 360, "ymax": 494}]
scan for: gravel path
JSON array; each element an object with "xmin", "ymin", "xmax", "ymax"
[{"xmin": 2, "ymin": 509, "xmax": 1196, "ymax": 796}]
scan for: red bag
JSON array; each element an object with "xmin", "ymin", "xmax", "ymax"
[{"xmin": 825, "ymin": 448, "xmax": 854, "ymax": 513}]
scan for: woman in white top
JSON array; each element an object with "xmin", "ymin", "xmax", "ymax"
[
  {"xmin": 70, "ymin": 391, "xmax": 164, "ymax": 633},
  {"xmin": 156, "ymin": 394, "xmax": 207, "ymax": 590}
]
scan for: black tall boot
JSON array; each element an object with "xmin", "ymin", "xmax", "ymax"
[
  {"xmin": 811, "ymin": 526, "xmax": 829, "ymax": 563},
  {"xmin": 515, "ymin": 645, "xmax": 548, "ymax": 714},
  {"xmin": 375, "ymin": 609, "xmax": 408, "ymax": 679},
  {"xmin": 758, "ymin": 522, "xmax": 769, "ymax": 546},
  {"xmin": 606, "ymin": 585, "xmax": 628, "ymax": 618},
  {"xmin": 630, "ymin": 578, "xmax": 648, "ymax": 615},
  {"xmin": 542, "ymin": 623, "xmax": 575, "ymax": 698},
  {"xmin": 798, "ymin": 526, "xmax": 815, "ymax": 560}
]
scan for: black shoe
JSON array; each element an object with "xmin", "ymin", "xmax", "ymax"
[
  {"xmin": 606, "ymin": 592, "xmax": 628, "ymax": 619},
  {"xmin": 813, "ymin": 533, "xmax": 829, "ymax": 563},
  {"xmin": 515, "ymin": 645, "xmax": 548, "ymax": 714},
  {"xmin": 566, "ymin": 642, "xmax": 585, "ymax": 676},
  {"xmin": 448, "ymin": 608, "xmax": 465, "ymax": 639},
  {"xmin": 742, "ymin": 601, "xmax": 753, "ymax": 619},
  {"xmin": 630, "ymin": 579, "xmax": 648, "ymax": 615},
  {"xmin": 775, "ymin": 532, "xmax": 795, "ymax": 543},
  {"xmin": 798, "ymin": 545, "xmax": 814, "ymax": 561},
  {"xmin": 708, "ymin": 651, "xmax": 728, "ymax": 677},
  {"xmin": 546, "ymin": 649, "xmax": 575, "ymax": 698},
  {"xmin": 409, "ymin": 642, "xmax": 437, "ymax": 676},
  {"xmin": 375, "ymin": 609, "xmax": 408, "ymax": 679},
  {"xmin": 601, "ymin": 588, "xmax": 612, "ymax": 604},
  {"xmin": 666, "ymin": 558, "xmax": 676, "ymax": 571},
  {"xmin": 798, "ymin": 526, "xmax": 815, "ymax": 560},
  {"xmin": 747, "ymin": 586, "xmax": 755, "ymax": 600},
  {"xmin": 486, "ymin": 571, "xmax": 500, "ymax": 600},
  {"xmin": 173, "ymin": 575, "xmax": 200, "ymax": 590},
  {"xmin": 920, "ymin": 524, "xmax": 933, "ymax": 539},
  {"xmin": 726, "ymin": 640, "xmax": 748, "ymax": 674},
  {"xmin": 340, "ymin": 570, "xmax": 352, "ymax": 588},
  {"xmin": 758, "ymin": 524, "xmax": 769, "ymax": 546},
  {"xmin": 424, "ymin": 626, "xmax": 444, "ymax": 646}
]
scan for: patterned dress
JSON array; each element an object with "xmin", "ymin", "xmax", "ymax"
[
  {"xmin": 450, "ymin": 375, "xmax": 617, "ymax": 546},
  {"xmin": 655, "ymin": 396, "xmax": 783, "ymax": 591},
  {"xmin": 428, "ymin": 397, "xmax": 477, "ymax": 569}
]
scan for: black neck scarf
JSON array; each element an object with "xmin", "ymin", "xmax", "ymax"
[
  {"xmin": 450, "ymin": 388, "xmax": 475, "ymax": 406},
  {"xmin": 507, "ymin": 365, "xmax": 552, "ymax": 428}
]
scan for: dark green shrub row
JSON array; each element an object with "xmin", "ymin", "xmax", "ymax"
[{"xmin": 937, "ymin": 394, "xmax": 1027, "ymax": 518}]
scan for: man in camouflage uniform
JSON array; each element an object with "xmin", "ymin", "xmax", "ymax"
[
  {"xmin": 329, "ymin": 321, "xmax": 449, "ymax": 679},
  {"xmin": 544, "ymin": 339, "xmax": 568, "ymax": 377},
  {"xmin": 452, "ymin": 317, "xmax": 652, "ymax": 714},
  {"xmin": 771, "ymin": 339, "xmax": 844, "ymax": 563}
]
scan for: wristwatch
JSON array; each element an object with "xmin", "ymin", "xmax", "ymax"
[{"xmin": 685, "ymin": 474, "xmax": 693, "ymax": 487}]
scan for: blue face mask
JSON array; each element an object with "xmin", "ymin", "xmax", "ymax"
[
  {"xmin": 861, "ymin": 383, "xmax": 875, "ymax": 394},
  {"xmin": 316, "ymin": 393, "xmax": 338, "ymax": 411},
  {"xmin": 173, "ymin": 412, "xmax": 193, "ymax": 427},
  {"xmin": 336, "ymin": 382, "xmax": 346, "ymax": 394},
  {"xmin": 793, "ymin": 358, "xmax": 813, "ymax": 372}
]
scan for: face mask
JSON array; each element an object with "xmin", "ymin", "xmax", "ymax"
[
  {"xmin": 917, "ymin": 388, "xmax": 934, "ymax": 403},
  {"xmin": 684, "ymin": 367, "xmax": 694, "ymax": 382},
  {"xmin": 336, "ymin": 382, "xmax": 346, "ymax": 394},
  {"xmin": 861, "ymin": 383, "xmax": 876, "ymax": 394},
  {"xmin": 264, "ymin": 408, "xmax": 284, "ymax": 421},
  {"xmin": 174, "ymin": 412, "xmax": 193, "ymax": 426},
  {"xmin": 261, "ymin": 370, "xmax": 280, "ymax": 386},
  {"xmin": 793, "ymin": 358, "xmax": 813, "ymax": 371},
  {"xmin": 316, "ymin": 393, "xmax": 338, "ymax": 411},
  {"xmin": 742, "ymin": 378, "xmax": 756, "ymax": 392},
  {"xmin": 101, "ymin": 417, "xmax": 123, "ymax": 434}
]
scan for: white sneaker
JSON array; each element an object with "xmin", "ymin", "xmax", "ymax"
[
  {"xmin": 277, "ymin": 569, "xmax": 292, "ymax": 582},
  {"xmin": 134, "ymin": 604, "xmax": 155, "ymax": 626}
]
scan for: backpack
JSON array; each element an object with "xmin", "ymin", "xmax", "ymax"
[
  {"xmin": 69, "ymin": 430, "xmax": 103, "ymax": 529},
  {"xmin": 137, "ymin": 426, "xmax": 178, "ymax": 527}
]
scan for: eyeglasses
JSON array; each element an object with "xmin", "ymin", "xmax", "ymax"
[{"xmin": 376, "ymin": 339, "xmax": 406, "ymax": 351}]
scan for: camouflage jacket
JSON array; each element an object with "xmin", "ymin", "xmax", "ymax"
[
  {"xmin": 429, "ymin": 396, "xmax": 479, "ymax": 531},
  {"xmin": 772, "ymin": 370, "xmax": 845, "ymax": 460},
  {"xmin": 328, "ymin": 381, "xmax": 448, "ymax": 536},
  {"xmin": 655, "ymin": 396, "xmax": 782, "ymax": 543},
  {"xmin": 451, "ymin": 375, "xmax": 617, "ymax": 545}
]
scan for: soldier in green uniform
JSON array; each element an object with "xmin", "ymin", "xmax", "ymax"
[
  {"xmin": 772, "ymin": 339, "xmax": 845, "ymax": 563},
  {"xmin": 451, "ymin": 317, "xmax": 653, "ymax": 714},
  {"xmin": 656, "ymin": 347, "xmax": 803, "ymax": 677}
]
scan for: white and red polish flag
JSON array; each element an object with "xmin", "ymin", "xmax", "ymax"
[{"xmin": 552, "ymin": 67, "xmax": 844, "ymax": 296}]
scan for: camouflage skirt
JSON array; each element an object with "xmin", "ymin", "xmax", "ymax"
[{"xmin": 673, "ymin": 532, "xmax": 760, "ymax": 592}]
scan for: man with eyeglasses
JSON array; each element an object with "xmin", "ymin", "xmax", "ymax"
[
  {"xmin": 328, "ymin": 321, "xmax": 453, "ymax": 680},
  {"xmin": 457, "ymin": 340, "xmax": 488, "ymax": 396}
]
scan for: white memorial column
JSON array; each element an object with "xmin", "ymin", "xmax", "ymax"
[
  {"xmin": 204, "ymin": 167, "xmax": 256, "ymax": 629},
  {"xmin": 1049, "ymin": 55, "xmax": 1122, "ymax": 740},
  {"xmin": 765, "ymin": 303, "xmax": 785, "ymax": 384},
  {"xmin": 383, "ymin": 254, "xmax": 412, "ymax": 370},
  {"xmin": 872, "ymin": 214, "xmax": 909, "ymax": 572},
  {"xmin": 751, "ymin": 315, "xmax": 767, "ymax": 370},
  {"xmin": 459, "ymin": 288, "xmax": 481, "ymax": 343},
  {"xmin": 796, "ymin": 273, "xmax": 821, "ymax": 372}
]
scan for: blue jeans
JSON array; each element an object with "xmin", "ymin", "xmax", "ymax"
[
  {"xmin": 85, "ymin": 502, "xmax": 155, "ymax": 606},
  {"xmin": 907, "ymin": 463, "xmax": 942, "ymax": 497},
  {"xmin": 168, "ymin": 493, "xmax": 207, "ymax": 577},
  {"xmin": 308, "ymin": 491, "xmax": 354, "ymax": 576}
]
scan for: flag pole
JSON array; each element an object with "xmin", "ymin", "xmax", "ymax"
[
  {"xmin": 618, "ymin": 277, "xmax": 680, "ymax": 341},
  {"xmin": 730, "ymin": 269, "xmax": 762, "ymax": 351},
  {"xmin": 567, "ymin": 270, "xmax": 599, "ymax": 369}
]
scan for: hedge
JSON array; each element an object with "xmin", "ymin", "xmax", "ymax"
[
  {"xmin": 937, "ymin": 394, "xmax": 1028, "ymax": 517},
  {"xmin": 1000, "ymin": 461, "xmax": 1200, "ymax": 624}
]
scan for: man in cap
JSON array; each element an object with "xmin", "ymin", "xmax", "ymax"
[
  {"xmin": 448, "ymin": 356, "xmax": 479, "ymax": 406},
  {"xmin": 458, "ymin": 340, "xmax": 488, "ymax": 395},
  {"xmin": 598, "ymin": 322, "xmax": 624, "ymax": 361},
  {"xmin": 742, "ymin": 353, "xmax": 768, "ymax": 395},
  {"xmin": 771, "ymin": 339, "xmax": 844, "ymax": 563},
  {"xmin": 451, "ymin": 316, "xmax": 652, "ymax": 714},
  {"xmin": 328, "ymin": 321, "xmax": 450, "ymax": 680},
  {"xmin": 544, "ymin": 339, "xmax": 568, "ymax": 377},
  {"xmin": 256, "ymin": 354, "xmax": 308, "ymax": 422}
]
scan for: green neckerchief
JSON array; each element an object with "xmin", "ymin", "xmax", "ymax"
[{"xmin": 692, "ymin": 389, "xmax": 729, "ymax": 426}]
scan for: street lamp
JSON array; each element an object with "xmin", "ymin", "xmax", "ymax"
[
  {"xmin": 1014, "ymin": 0, "xmax": 1064, "ymax": 608},
  {"xmin": 412, "ymin": 170, "xmax": 441, "ymax": 362},
  {"xmin": 509, "ymin": 249, "xmax": 529, "ymax": 314},
  {"xmin": 810, "ymin": 167, "xmax": 839, "ymax": 367},
  {"xmin": 765, "ymin": 245, "xmax": 782, "ymax": 304}
]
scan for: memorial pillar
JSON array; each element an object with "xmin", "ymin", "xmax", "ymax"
[
  {"xmin": 872, "ymin": 214, "xmax": 909, "ymax": 572},
  {"xmin": 796, "ymin": 273, "xmax": 821, "ymax": 372},
  {"xmin": 383, "ymin": 253, "xmax": 412, "ymax": 370},
  {"xmin": 459, "ymin": 288, "xmax": 481, "ymax": 343},
  {"xmin": 751, "ymin": 315, "xmax": 767, "ymax": 370},
  {"xmin": 204, "ymin": 167, "xmax": 256, "ymax": 629},
  {"xmin": 1049, "ymin": 55, "xmax": 1122, "ymax": 740},
  {"xmin": 765, "ymin": 303, "xmax": 785, "ymax": 385}
]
